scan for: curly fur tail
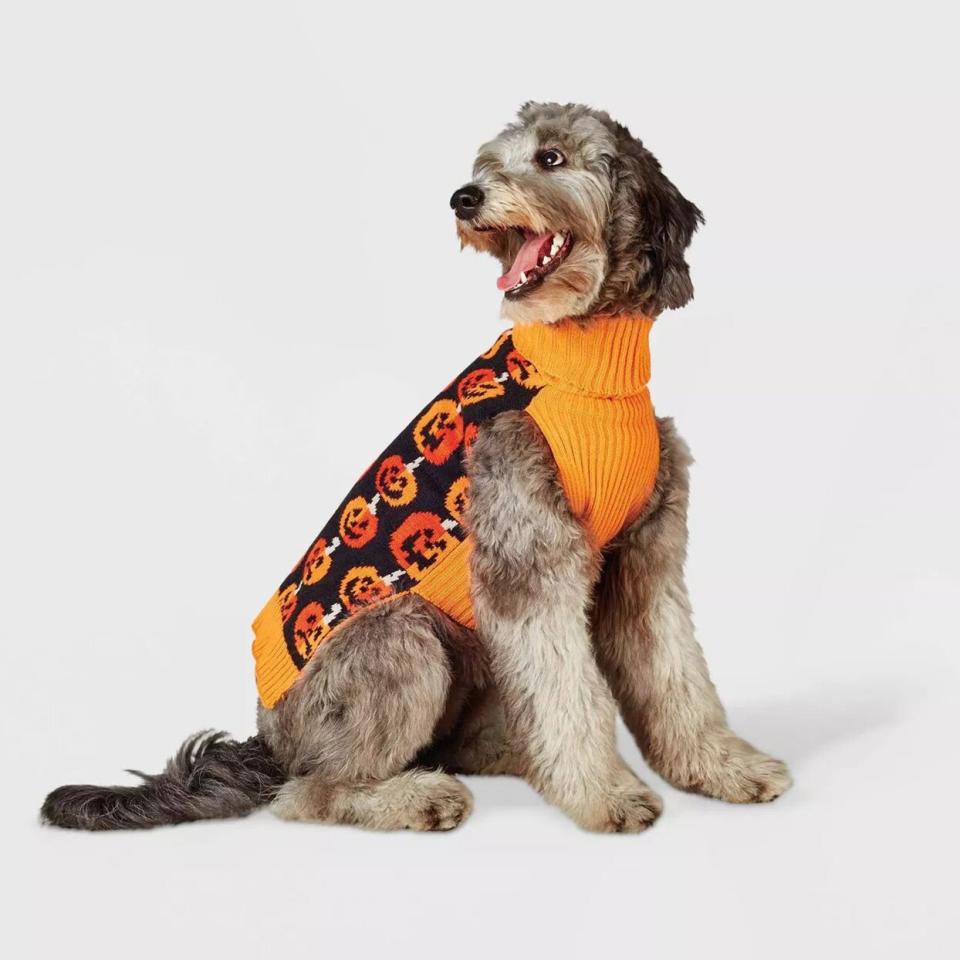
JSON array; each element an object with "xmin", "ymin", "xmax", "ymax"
[{"xmin": 40, "ymin": 731, "xmax": 285, "ymax": 831}]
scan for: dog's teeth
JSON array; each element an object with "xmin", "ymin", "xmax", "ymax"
[
  {"xmin": 541, "ymin": 255, "xmax": 552, "ymax": 265},
  {"xmin": 553, "ymin": 233, "xmax": 564, "ymax": 244},
  {"xmin": 519, "ymin": 272, "xmax": 527, "ymax": 283},
  {"xmin": 550, "ymin": 242, "xmax": 560, "ymax": 255}
]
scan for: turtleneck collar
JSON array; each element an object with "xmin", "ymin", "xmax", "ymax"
[{"xmin": 511, "ymin": 314, "xmax": 654, "ymax": 397}]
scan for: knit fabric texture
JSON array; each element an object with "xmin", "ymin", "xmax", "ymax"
[{"xmin": 252, "ymin": 314, "xmax": 660, "ymax": 708}]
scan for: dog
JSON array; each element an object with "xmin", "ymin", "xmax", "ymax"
[{"xmin": 42, "ymin": 102, "xmax": 791, "ymax": 833}]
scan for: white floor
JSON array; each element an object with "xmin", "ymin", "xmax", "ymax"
[
  {"xmin": 9, "ymin": 667, "xmax": 958, "ymax": 957},
  {"xmin": 2, "ymin": 1, "xmax": 958, "ymax": 956}
]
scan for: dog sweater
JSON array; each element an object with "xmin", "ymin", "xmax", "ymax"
[{"xmin": 252, "ymin": 314, "xmax": 660, "ymax": 708}]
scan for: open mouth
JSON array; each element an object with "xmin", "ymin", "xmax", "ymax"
[{"xmin": 492, "ymin": 229, "xmax": 574, "ymax": 299}]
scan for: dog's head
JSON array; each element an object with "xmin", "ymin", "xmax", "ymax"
[{"xmin": 452, "ymin": 102, "xmax": 703, "ymax": 325}]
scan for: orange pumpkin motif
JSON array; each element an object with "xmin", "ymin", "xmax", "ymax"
[
  {"xmin": 444, "ymin": 476, "xmax": 470, "ymax": 523},
  {"xmin": 413, "ymin": 399, "xmax": 464, "ymax": 466},
  {"xmin": 292, "ymin": 601, "xmax": 329, "ymax": 660},
  {"xmin": 302, "ymin": 537, "xmax": 332, "ymax": 585},
  {"xmin": 375, "ymin": 455, "xmax": 418, "ymax": 508},
  {"xmin": 339, "ymin": 496, "xmax": 378, "ymax": 548},
  {"xmin": 457, "ymin": 368, "xmax": 504, "ymax": 406},
  {"xmin": 339, "ymin": 565, "xmax": 393, "ymax": 612},
  {"xmin": 389, "ymin": 511, "xmax": 459, "ymax": 581},
  {"xmin": 279, "ymin": 584, "xmax": 299, "ymax": 623},
  {"xmin": 463, "ymin": 422, "xmax": 479, "ymax": 453},
  {"xmin": 506, "ymin": 350, "xmax": 547, "ymax": 389}
]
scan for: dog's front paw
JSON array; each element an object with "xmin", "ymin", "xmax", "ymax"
[
  {"xmin": 661, "ymin": 732, "xmax": 793, "ymax": 804},
  {"xmin": 404, "ymin": 776, "xmax": 475, "ymax": 831},
  {"xmin": 576, "ymin": 777, "xmax": 663, "ymax": 833},
  {"xmin": 711, "ymin": 748, "xmax": 792, "ymax": 804}
]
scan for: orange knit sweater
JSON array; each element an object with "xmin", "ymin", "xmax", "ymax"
[{"xmin": 252, "ymin": 315, "xmax": 659, "ymax": 708}]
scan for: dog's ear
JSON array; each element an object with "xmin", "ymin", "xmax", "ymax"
[{"xmin": 604, "ymin": 130, "xmax": 704, "ymax": 315}]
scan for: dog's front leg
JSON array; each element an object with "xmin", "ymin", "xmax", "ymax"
[
  {"xmin": 466, "ymin": 411, "xmax": 662, "ymax": 832},
  {"xmin": 593, "ymin": 418, "xmax": 792, "ymax": 803}
]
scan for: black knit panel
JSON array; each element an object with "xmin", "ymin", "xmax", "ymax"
[{"xmin": 277, "ymin": 331, "xmax": 544, "ymax": 670}]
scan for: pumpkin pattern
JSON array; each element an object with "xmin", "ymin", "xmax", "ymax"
[
  {"xmin": 463, "ymin": 422, "xmax": 479, "ymax": 453},
  {"xmin": 302, "ymin": 537, "xmax": 334, "ymax": 585},
  {"xmin": 339, "ymin": 496, "xmax": 378, "ymax": 549},
  {"xmin": 279, "ymin": 584, "xmax": 299, "ymax": 623},
  {"xmin": 389, "ymin": 512, "xmax": 459, "ymax": 581},
  {"xmin": 293, "ymin": 602, "xmax": 330, "ymax": 660},
  {"xmin": 506, "ymin": 349, "xmax": 547, "ymax": 389},
  {"xmin": 444, "ymin": 475, "xmax": 470, "ymax": 523},
  {"xmin": 413, "ymin": 399, "xmax": 464, "ymax": 466},
  {"xmin": 269, "ymin": 330, "xmax": 545, "ymax": 674},
  {"xmin": 339, "ymin": 565, "xmax": 394, "ymax": 612},
  {"xmin": 457, "ymin": 368, "xmax": 506, "ymax": 406},
  {"xmin": 375, "ymin": 454, "xmax": 419, "ymax": 507}
]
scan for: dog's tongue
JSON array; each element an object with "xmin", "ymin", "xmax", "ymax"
[{"xmin": 497, "ymin": 231, "xmax": 551, "ymax": 291}]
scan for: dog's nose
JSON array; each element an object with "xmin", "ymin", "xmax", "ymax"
[{"xmin": 450, "ymin": 184, "xmax": 485, "ymax": 220}]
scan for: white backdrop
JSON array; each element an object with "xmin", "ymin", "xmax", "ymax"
[{"xmin": 1, "ymin": 1, "xmax": 957, "ymax": 957}]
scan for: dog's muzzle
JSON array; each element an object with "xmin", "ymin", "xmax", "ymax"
[{"xmin": 450, "ymin": 184, "xmax": 484, "ymax": 220}]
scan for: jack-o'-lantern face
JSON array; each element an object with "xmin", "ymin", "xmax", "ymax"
[
  {"xmin": 444, "ymin": 476, "xmax": 470, "ymax": 523},
  {"xmin": 481, "ymin": 331, "xmax": 510, "ymax": 359},
  {"xmin": 457, "ymin": 368, "xmax": 504, "ymax": 406},
  {"xmin": 339, "ymin": 565, "xmax": 393, "ymax": 612},
  {"xmin": 279, "ymin": 584, "xmax": 299, "ymax": 623},
  {"xmin": 413, "ymin": 399, "xmax": 464, "ymax": 466},
  {"xmin": 302, "ymin": 537, "xmax": 332, "ymax": 585},
  {"xmin": 506, "ymin": 350, "xmax": 547, "ymax": 389},
  {"xmin": 389, "ymin": 511, "xmax": 459, "ymax": 581},
  {"xmin": 292, "ymin": 601, "xmax": 329, "ymax": 660},
  {"xmin": 339, "ymin": 496, "xmax": 378, "ymax": 548},
  {"xmin": 463, "ymin": 423, "xmax": 479, "ymax": 453},
  {"xmin": 375, "ymin": 455, "xmax": 418, "ymax": 508}
]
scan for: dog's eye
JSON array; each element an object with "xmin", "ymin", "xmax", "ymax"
[{"xmin": 536, "ymin": 149, "xmax": 565, "ymax": 169}]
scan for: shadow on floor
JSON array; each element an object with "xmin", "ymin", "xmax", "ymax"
[
  {"xmin": 724, "ymin": 678, "xmax": 908, "ymax": 763},
  {"xmin": 465, "ymin": 677, "xmax": 912, "ymax": 809}
]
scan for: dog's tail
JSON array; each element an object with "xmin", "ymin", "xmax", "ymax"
[{"xmin": 40, "ymin": 731, "xmax": 285, "ymax": 831}]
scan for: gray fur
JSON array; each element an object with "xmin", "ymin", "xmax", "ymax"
[
  {"xmin": 40, "ymin": 732, "xmax": 282, "ymax": 830},
  {"xmin": 259, "ymin": 593, "xmax": 477, "ymax": 830},
  {"xmin": 260, "ymin": 593, "xmax": 454, "ymax": 778},
  {"xmin": 41, "ymin": 102, "xmax": 789, "ymax": 833},
  {"xmin": 465, "ymin": 411, "xmax": 662, "ymax": 831},
  {"xmin": 593, "ymin": 418, "xmax": 792, "ymax": 802},
  {"xmin": 457, "ymin": 101, "xmax": 702, "ymax": 325},
  {"xmin": 273, "ymin": 768, "xmax": 473, "ymax": 831},
  {"xmin": 424, "ymin": 683, "xmax": 524, "ymax": 777}
]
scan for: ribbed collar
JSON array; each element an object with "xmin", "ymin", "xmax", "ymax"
[{"xmin": 511, "ymin": 314, "xmax": 654, "ymax": 397}]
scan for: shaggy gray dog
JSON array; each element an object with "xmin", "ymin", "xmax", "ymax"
[{"xmin": 42, "ymin": 102, "xmax": 791, "ymax": 833}]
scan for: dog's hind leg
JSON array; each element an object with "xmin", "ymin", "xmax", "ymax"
[
  {"xmin": 592, "ymin": 417, "xmax": 792, "ymax": 803},
  {"xmin": 467, "ymin": 411, "xmax": 662, "ymax": 832},
  {"xmin": 272, "ymin": 767, "xmax": 472, "ymax": 831},
  {"xmin": 425, "ymin": 683, "xmax": 527, "ymax": 777},
  {"xmin": 259, "ymin": 594, "xmax": 472, "ymax": 831}
]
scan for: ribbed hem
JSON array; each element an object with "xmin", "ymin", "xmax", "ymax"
[
  {"xmin": 251, "ymin": 592, "xmax": 302, "ymax": 709},
  {"xmin": 512, "ymin": 314, "xmax": 653, "ymax": 397},
  {"xmin": 411, "ymin": 537, "xmax": 476, "ymax": 629},
  {"xmin": 253, "ymin": 537, "xmax": 479, "ymax": 708}
]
